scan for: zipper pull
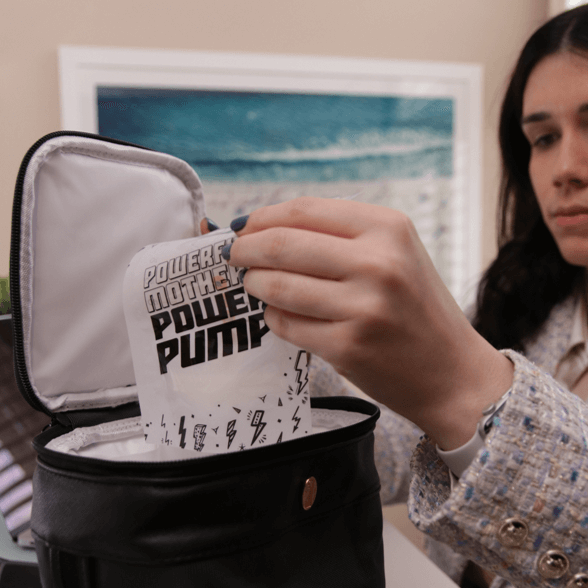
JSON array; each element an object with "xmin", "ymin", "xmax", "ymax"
[
  {"xmin": 42, "ymin": 417, "xmax": 59, "ymax": 432},
  {"xmin": 52, "ymin": 413, "xmax": 73, "ymax": 431}
]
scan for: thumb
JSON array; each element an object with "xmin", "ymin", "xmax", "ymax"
[{"xmin": 200, "ymin": 217, "xmax": 220, "ymax": 235}]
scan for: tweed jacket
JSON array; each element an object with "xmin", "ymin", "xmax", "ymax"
[{"xmin": 309, "ymin": 293, "xmax": 586, "ymax": 588}]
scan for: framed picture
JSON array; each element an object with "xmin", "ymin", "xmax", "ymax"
[{"xmin": 59, "ymin": 46, "xmax": 482, "ymax": 306}]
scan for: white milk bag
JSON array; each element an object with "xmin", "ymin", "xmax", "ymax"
[{"xmin": 123, "ymin": 228, "xmax": 312, "ymax": 455}]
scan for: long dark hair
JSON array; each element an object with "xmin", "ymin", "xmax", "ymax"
[{"xmin": 472, "ymin": 5, "xmax": 588, "ymax": 351}]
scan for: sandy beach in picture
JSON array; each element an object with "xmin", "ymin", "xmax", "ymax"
[{"xmin": 202, "ymin": 176, "xmax": 460, "ymax": 296}]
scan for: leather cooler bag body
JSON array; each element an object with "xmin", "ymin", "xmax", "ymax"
[{"xmin": 10, "ymin": 132, "xmax": 385, "ymax": 587}]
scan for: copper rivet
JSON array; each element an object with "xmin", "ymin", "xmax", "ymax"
[
  {"xmin": 537, "ymin": 550, "xmax": 570, "ymax": 580},
  {"xmin": 302, "ymin": 477, "xmax": 317, "ymax": 510},
  {"xmin": 567, "ymin": 573, "xmax": 588, "ymax": 587}
]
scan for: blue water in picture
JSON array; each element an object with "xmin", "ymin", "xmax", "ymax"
[{"xmin": 97, "ymin": 88, "xmax": 453, "ymax": 183}]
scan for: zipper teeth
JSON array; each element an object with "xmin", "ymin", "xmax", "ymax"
[{"xmin": 10, "ymin": 131, "xmax": 151, "ymax": 418}]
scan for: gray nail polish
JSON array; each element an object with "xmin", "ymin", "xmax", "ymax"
[
  {"xmin": 230, "ymin": 215, "xmax": 249, "ymax": 232},
  {"xmin": 206, "ymin": 218, "xmax": 220, "ymax": 232},
  {"xmin": 221, "ymin": 243, "xmax": 232, "ymax": 261}
]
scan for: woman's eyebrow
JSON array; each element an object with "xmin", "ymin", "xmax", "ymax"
[
  {"xmin": 521, "ymin": 103, "xmax": 588, "ymax": 126},
  {"xmin": 521, "ymin": 111, "xmax": 549, "ymax": 126}
]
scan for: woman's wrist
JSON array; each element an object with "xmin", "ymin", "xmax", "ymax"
[
  {"xmin": 436, "ymin": 385, "xmax": 512, "ymax": 477},
  {"xmin": 418, "ymin": 343, "xmax": 514, "ymax": 451}
]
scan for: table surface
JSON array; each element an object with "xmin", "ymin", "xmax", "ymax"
[{"xmin": 383, "ymin": 520, "xmax": 459, "ymax": 587}]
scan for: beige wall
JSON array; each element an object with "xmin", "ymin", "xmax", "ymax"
[{"xmin": 1, "ymin": 0, "xmax": 548, "ymax": 278}]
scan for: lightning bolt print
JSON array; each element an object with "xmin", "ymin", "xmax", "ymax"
[
  {"xmin": 294, "ymin": 350, "xmax": 309, "ymax": 395},
  {"xmin": 250, "ymin": 410, "xmax": 267, "ymax": 445},
  {"xmin": 227, "ymin": 419, "xmax": 237, "ymax": 449},
  {"xmin": 193, "ymin": 424, "xmax": 207, "ymax": 452},
  {"xmin": 292, "ymin": 405, "xmax": 301, "ymax": 434},
  {"xmin": 178, "ymin": 415, "xmax": 187, "ymax": 449}
]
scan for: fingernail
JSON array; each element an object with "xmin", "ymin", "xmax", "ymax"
[
  {"xmin": 206, "ymin": 217, "xmax": 220, "ymax": 232},
  {"xmin": 262, "ymin": 302, "xmax": 269, "ymax": 330},
  {"xmin": 230, "ymin": 215, "xmax": 249, "ymax": 233},
  {"xmin": 238, "ymin": 268, "xmax": 248, "ymax": 284},
  {"xmin": 221, "ymin": 243, "xmax": 232, "ymax": 261}
]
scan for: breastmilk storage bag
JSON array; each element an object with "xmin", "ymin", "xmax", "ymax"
[{"xmin": 123, "ymin": 228, "xmax": 312, "ymax": 454}]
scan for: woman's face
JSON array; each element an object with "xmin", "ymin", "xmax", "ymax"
[{"xmin": 523, "ymin": 51, "xmax": 588, "ymax": 267}]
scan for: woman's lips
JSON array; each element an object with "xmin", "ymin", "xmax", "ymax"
[{"xmin": 555, "ymin": 213, "xmax": 588, "ymax": 227}]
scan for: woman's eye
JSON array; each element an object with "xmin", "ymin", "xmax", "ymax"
[{"xmin": 532, "ymin": 133, "xmax": 556, "ymax": 148}]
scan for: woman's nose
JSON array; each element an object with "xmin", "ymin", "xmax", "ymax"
[{"xmin": 552, "ymin": 129, "xmax": 588, "ymax": 189}]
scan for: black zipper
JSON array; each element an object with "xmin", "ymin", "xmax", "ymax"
[{"xmin": 9, "ymin": 131, "xmax": 152, "ymax": 418}]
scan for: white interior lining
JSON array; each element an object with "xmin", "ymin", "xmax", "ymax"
[
  {"xmin": 43, "ymin": 385, "xmax": 139, "ymax": 412},
  {"xmin": 18, "ymin": 136, "xmax": 205, "ymax": 412},
  {"xmin": 45, "ymin": 409, "xmax": 370, "ymax": 462}
]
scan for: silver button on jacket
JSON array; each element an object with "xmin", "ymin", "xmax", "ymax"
[
  {"xmin": 567, "ymin": 573, "xmax": 588, "ymax": 587},
  {"xmin": 497, "ymin": 518, "xmax": 529, "ymax": 548},
  {"xmin": 538, "ymin": 550, "xmax": 570, "ymax": 580}
]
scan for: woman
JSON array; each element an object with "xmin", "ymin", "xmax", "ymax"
[{"xmin": 203, "ymin": 6, "xmax": 588, "ymax": 587}]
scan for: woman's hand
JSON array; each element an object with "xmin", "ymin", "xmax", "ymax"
[{"xmin": 215, "ymin": 198, "xmax": 513, "ymax": 449}]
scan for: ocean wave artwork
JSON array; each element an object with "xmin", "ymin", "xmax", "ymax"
[
  {"xmin": 98, "ymin": 88, "xmax": 452, "ymax": 183},
  {"xmin": 97, "ymin": 87, "xmax": 457, "ymax": 293}
]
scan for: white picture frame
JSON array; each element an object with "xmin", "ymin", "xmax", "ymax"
[
  {"xmin": 550, "ymin": 0, "xmax": 588, "ymax": 16},
  {"xmin": 59, "ymin": 46, "xmax": 482, "ymax": 306}
]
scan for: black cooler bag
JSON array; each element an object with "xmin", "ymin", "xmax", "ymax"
[{"xmin": 10, "ymin": 132, "xmax": 385, "ymax": 587}]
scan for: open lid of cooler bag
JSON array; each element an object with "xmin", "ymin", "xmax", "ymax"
[
  {"xmin": 11, "ymin": 132, "xmax": 204, "ymax": 417},
  {"xmin": 10, "ymin": 132, "xmax": 375, "ymax": 462}
]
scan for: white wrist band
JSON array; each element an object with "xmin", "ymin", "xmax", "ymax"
[{"xmin": 436, "ymin": 387, "xmax": 512, "ymax": 479}]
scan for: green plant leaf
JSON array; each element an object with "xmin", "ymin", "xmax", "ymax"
[{"xmin": 0, "ymin": 277, "xmax": 10, "ymax": 315}]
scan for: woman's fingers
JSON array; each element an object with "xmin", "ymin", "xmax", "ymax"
[
  {"xmin": 232, "ymin": 196, "xmax": 385, "ymax": 239},
  {"xmin": 243, "ymin": 268, "xmax": 351, "ymax": 321},
  {"xmin": 230, "ymin": 227, "xmax": 354, "ymax": 280},
  {"xmin": 199, "ymin": 217, "xmax": 220, "ymax": 235},
  {"xmin": 261, "ymin": 306, "xmax": 348, "ymax": 363}
]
